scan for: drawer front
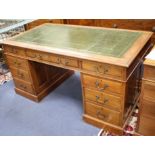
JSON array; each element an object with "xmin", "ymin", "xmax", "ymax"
[
  {"xmin": 26, "ymin": 50, "xmax": 50, "ymax": 61},
  {"xmin": 50, "ymin": 54, "xmax": 61, "ymax": 64},
  {"xmin": 6, "ymin": 55, "xmax": 28, "ymax": 70},
  {"xmin": 84, "ymin": 88, "xmax": 122, "ymax": 111},
  {"xmin": 141, "ymin": 99, "xmax": 155, "ymax": 118},
  {"xmin": 85, "ymin": 102, "xmax": 120, "ymax": 126},
  {"xmin": 4, "ymin": 46, "xmax": 25, "ymax": 56},
  {"xmin": 14, "ymin": 78, "xmax": 35, "ymax": 94},
  {"xmin": 82, "ymin": 74, "xmax": 124, "ymax": 94},
  {"xmin": 144, "ymin": 65, "xmax": 155, "ymax": 81},
  {"xmin": 50, "ymin": 55, "xmax": 79, "ymax": 68},
  {"xmin": 138, "ymin": 116, "xmax": 155, "ymax": 135},
  {"xmin": 82, "ymin": 60, "xmax": 123, "ymax": 77},
  {"xmin": 143, "ymin": 81, "xmax": 155, "ymax": 100},
  {"xmin": 10, "ymin": 67, "xmax": 31, "ymax": 82},
  {"xmin": 61, "ymin": 57, "xmax": 79, "ymax": 68}
]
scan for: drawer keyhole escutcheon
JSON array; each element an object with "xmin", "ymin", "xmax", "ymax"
[
  {"xmin": 96, "ymin": 110, "xmax": 108, "ymax": 121},
  {"xmin": 95, "ymin": 80, "xmax": 100, "ymax": 87},
  {"xmin": 99, "ymin": 84, "xmax": 109, "ymax": 91},
  {"xmin": 57, "ymin": 58, "xmax": 61, "ymax": 64}
]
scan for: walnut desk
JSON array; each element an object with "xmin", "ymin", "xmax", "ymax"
[{"xmin": 2, "ymin": 24, "xmax": 153, "ymax": 134}]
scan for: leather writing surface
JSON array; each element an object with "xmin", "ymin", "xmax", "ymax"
[{"xmin": 12, "ymin": 24, "xmax": 142, "ymax": 58}]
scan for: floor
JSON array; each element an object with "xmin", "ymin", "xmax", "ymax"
[{"xmin": 0, "ymin": 72, "xmax": 100, "ymax": 136}]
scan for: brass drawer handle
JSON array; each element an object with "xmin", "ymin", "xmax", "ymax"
[
  {"xmin": 14, "ymin": 61, "xmax": 21, "ymax": 67},
  {"xmin": 103, "ymin": 98, "xmax": 109, "ymax": 105},
  {"xmin": 94, "ymin": 65, "xmax": 102, "ymax": 72},
  {"xmin": 38, "ymin": 54, "xmax": 43, "ymax": 60},
  {"xmin": 17, "ymin": 70, "xmax": 24, "ymax": 79},
  {"xmin": 112, "ymin": 24, "xmax": 118, "ymax": 28},
  {"xmin": 65, "ymin": 60, "xmax": 69, "ymax": 65},
  {"xmin": 28, "ymin": 54, "xmax": 36, "ymax": 58},
  {"xmin": 96, "ymin": 95, "xmax": 100, "ymax": 101},
  {"xmin": 96, "ymin": 110, "xmax": 107, "ymax": 121},
  {"xmin": 19, "ymin": 84, "xmax": 27, "ymax": 89},
  {"xmin": 99, "ymin": 84, "xmax": 109, "ymax": 91},
  {"xmin": 152, "ymin": 26, "xmax": 155, "ymax": 32},
  {"xmin": 103, "ymin": 67, "xmax": 109, "ymax": 74}
]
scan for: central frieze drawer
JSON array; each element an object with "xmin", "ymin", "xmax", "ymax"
[
  {"xmin": 82, "ymin": 74, "xmax": 124, "ymax": 94},
  {"xmin": 85, "ymin": 102, "xmax": 120, "ymax": 126},
  {"xmin": 84, "ymin": 88, "xmax": 122, "ymax": 111},
  {"xmin": 82, "ymin": 60, "xmax": 123, "ymax": 77},
  {"xmin": 49, "ymin": 54, "xmax": 79, "ymax": 68},
  {"xmin": 6, "ymin": 55, "xmax": 28, "ymax": 71}
]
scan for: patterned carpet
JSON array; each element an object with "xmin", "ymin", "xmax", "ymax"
[
  {"xmin": 0, "ymin": 72, "xmax": 12, "ymax": 85},
  {"xmin": 99, "ymin": 108, "xmax": 139, "ymax": 136}
]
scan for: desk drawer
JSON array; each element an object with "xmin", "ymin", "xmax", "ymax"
[
  {"xmin": 26, "ymin": 50, "xmax": 50, "ymax": 61},
  {"xmin": 141, "ymin": 99, "xmax": 155, "ymax": 118},
  {"xmin": 82, "ymin": 74, "xmax": 124, "ymax": 94},
  {"xmin": 85, "ymin": 102, "xmax": 120, "ymax": 126},
  {"xmin": 138, "ymin": 115, "xmax": 155, "ymax": 135},
  {"xmin": 144, "ymin": 65, "xmax": 155, "ymax": 81},
  {"xmin": 143, "ymin": 80, "xmax": 155, "ymax": 100},
  {"xmin": 50, "ymin": 54, "xmax": 61, "ymax": 64},
  {"xmin": 84, "ymin": 88, "xmax": 122, "ymax": 111},
  {"xmin": 14, "ymin": 78, "xmax": 35, "ymax": 94},
  {"xmin": 6, "ymin": 55, "xmax": 28, "ymax": 70},
  {"xmin": 4, "ymin": 46, "xmax": 26, "ymax": 56},
  {"xmin": 82, "ymin": 60, "xmax": 123, "ymax": 77},
  {"xmin": 61, "ymin": 57, "xmax": 79, "ymax": 68},
  {"xmin": 50, "ymin": 55, "xmax": 79, "ymax": 68},
  {"xmin": 10, "ymin": 67, "xmax": 31, "ymax": 82}
]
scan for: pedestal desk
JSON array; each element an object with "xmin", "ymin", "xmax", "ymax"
[{"xmin": 2, "ymin": 24, "xmax": 153, "ymax": 134}]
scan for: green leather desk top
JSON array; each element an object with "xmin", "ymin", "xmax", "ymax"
[{"xmin": 11, "ymin": 24, "xmax": 142, "ymax": 58}]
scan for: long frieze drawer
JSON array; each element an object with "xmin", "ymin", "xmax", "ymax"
[
  {"xmin": 82, "ymin": 60, "xmax": 123, "ymax": 77},
  {"xmin": 10, "ymin": 67, "xmax": 31, "ymax": 82},
  {"xmin": 6, "ymin": 55, "xmax": 28, "ymax": 70},
  {"xmin": 3, "ymin": 46, "xmax": 26, "ymax": 56},
  {"xmin": 141, "ymin": 99, "xmax": 155, "ymax": 118},
  {"xmin": 138, "ymin": 115, "xmax": 155, "ymax": 136},
  {"xmin": 85, "ymin": 102, "xmax": 120, "ymax": 126},
  {"xmin": 144, "ymin": 65, "xmax": 155, "ymax": 81},
  {"xmin": 82, "ymin": 74, "xmax": 124, "ymax": 94},
  {"xmin": 26, "ymin": 50, "xmax": 50, "ymax": 61},
  {"xmin": 14, "ymin": 78, "xmax": 35, "ymax": 94},
  {"xmin": 84, "ymin": 88, "xmax": 122, "ymax": 111},
  {"xmin": 143, "ymin": 80, "xmax": 155, "ymax": 100}
]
